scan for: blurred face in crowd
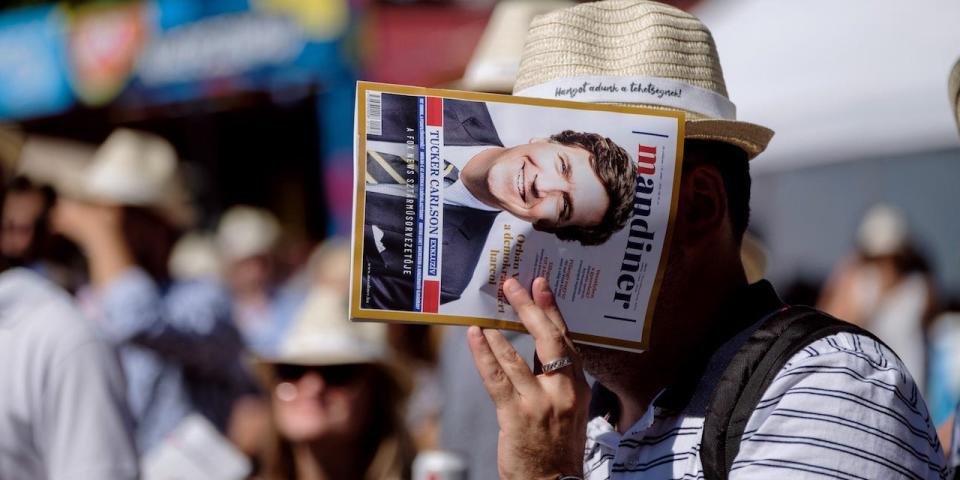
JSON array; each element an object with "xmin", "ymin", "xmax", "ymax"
[
  {"xmin": 2, "ymin": 189, "xmax": 46, "ymax": 259},
  {"xmin": 270, "ymin": 363, "xmax": 376, "ymax": 443},
  {"xmin": 474, "ymin": 140, "xmax": 609, "ymax": 230},
  {"xmin": 227, "ymin": 254, "xmax": 273, "ymax": 296}
]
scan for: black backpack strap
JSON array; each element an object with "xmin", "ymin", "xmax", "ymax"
[{"xmin": 701, "ymin": 306, "xmax": 883, "ymax": 479}]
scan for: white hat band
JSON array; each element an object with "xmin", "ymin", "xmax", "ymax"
[{"xmin": 514, "ymin": 75, "xmax": 737, "ymax": 121}]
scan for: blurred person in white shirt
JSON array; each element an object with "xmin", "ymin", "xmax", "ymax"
[
  {"xmin": 50, "ymin": 129, "xmax": 253, "ymax": 453},
  {"xmin": 0, "ymin": 168, "xmax": 139, "ymax": 479},
  {"xmin": 819, "ymin": 204, "xmax": 938, "ymax": 393}
]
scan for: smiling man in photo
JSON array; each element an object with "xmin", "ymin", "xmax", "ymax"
[{"xmin": 361, "ymin": 93, "xmax": 635, "ymax": 311}]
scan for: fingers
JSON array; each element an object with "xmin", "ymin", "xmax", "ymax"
[
  {"xmin": 532, "ymin": 277, "xmax": 568, "ymax": 335},
  {"xmin": 482, "ymin": 329, "xmax": 540, "ymax": 394},
  {"xmin": 466, "ymin": 326, "xmax": 516, "ymax": 407},
  {"xmin": 532, "ymin": 278, "xmax": 581, "ymax": 360},
  {"xmin": 503, "ymin": 278, "xmax": 568, "ymax": 367}
]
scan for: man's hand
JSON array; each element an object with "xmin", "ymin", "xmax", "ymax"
[
  {"xmin": 50, "ymin": 199, "xmax": 134, "ymax": 286},
  {"xmin": 50, "ymin": 199, "xmax": 124, "ymax": 249},
  {"xmin": 467, "ymin": 277, "xmax": 591, "ymax": 480}
]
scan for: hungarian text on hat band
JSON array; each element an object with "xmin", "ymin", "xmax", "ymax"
[{"xmin": 514, "ymin": 75, "xmax": 737, "ymax": 121}]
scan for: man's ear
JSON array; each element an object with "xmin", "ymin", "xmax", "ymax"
[{"xmin": 675, "ymin": 163, "xmax": 729, "ymax": 248}]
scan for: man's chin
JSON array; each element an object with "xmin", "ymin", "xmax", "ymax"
[{"xmin": 497, "ymin": 205, "xmax": 530, "ymax": 221}]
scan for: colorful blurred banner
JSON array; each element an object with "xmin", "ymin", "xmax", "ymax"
[
  {"xmin": 0, "ymin": 5, "xmax": 73, "ymax": 119},
  {"xmin": 67, "ymin": 1, "xmax": 150, "ymax": 106},
  {"xmin": 0, "ymin": 0, "xmax": 357, "ymax": 120}
]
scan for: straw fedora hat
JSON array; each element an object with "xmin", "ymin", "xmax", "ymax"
[
  {"xmin": 950, "ymin": 57, "xmax": 960, "ymax": 131},
  {"xmin": 512, "ymin": 0, "xmax": 774, "ymax": 159}
]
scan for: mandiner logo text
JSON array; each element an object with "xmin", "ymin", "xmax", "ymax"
[{"xmin": 612, "ymin": 145, "xmax": 658, "ymax": 311}]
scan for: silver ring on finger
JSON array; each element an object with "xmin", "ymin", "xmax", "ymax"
[{"xmin": 541, "ymin": 356, "xmax": 573, "ymax": 374}]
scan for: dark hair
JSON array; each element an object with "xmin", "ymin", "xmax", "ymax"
[
  {"xmin": 3, "ymin": 176, "xmax": 57, "ymax": 266},
  {"xmin": 8, "ymin": 176, "xmax": 56, "ymax": 210},
  {"xmin": 260, "ymin": 364, "xmax": 415, "ymax": 480},
  {"xmin": 682, "ymin": 139, "xmax": 751, "ymax": 240},
  {"xmin": 121, "ymin": 207, "xmax": 181, "ymax": 284},
  {"xmin": 535, "ymin": 130, "xmax": 636, "ymax": 246}
]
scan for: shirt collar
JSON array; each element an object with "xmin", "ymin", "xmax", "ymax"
[
  {"xmin": 444, "ymin": 179, "xmax": 500, "ymax": 211},
  {"xmin": 587, "ymin": 281, "xmax": 785, "ymax": 427}
]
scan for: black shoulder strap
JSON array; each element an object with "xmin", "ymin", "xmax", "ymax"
[{"xmin": 700, "ymin": 306, "xmax": 884, "ymax": 479}]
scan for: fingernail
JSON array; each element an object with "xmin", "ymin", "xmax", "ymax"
[
  {"xmin": 504, "ymin": 279, "xmax": 520, "ymax": 294},
  {"xmin": 468, "ymin": 326, "xmax": 482, "ymax": 338}
]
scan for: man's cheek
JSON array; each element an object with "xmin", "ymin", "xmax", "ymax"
[{"xmin": 530, "ymin": 204, "xmax": 556, "ymax": 226}]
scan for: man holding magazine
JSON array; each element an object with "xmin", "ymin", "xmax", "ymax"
[
  {"xmin": 467, "ymin": 1, "xmax": 948, "ymax": 479},
  {"xmin": 362, "ymin": 92, "xmax": 635, "ymax": 311}
]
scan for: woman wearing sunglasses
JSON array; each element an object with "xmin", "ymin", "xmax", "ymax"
[{"xmin": 257, "ymin": 284, "xmax": 415, "ymax": 480}]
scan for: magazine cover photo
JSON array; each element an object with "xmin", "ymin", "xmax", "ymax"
[{"xmin": 352, "ymin": 82, "xmax": 683, "ymax": 351}]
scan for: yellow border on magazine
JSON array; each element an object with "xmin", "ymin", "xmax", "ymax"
[{"xmin": 350, "ymin": 81, "xmax": 685, "ymax": 352}]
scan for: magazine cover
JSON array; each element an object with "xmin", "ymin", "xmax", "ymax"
[{"xmin": 350, "ymin": 81, "xmax": 684, "ymax": 351}]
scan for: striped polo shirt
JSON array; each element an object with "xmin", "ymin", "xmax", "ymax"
[{"xmin": 584, "ymin": 282, "xmax": 948, "ymax": 479}]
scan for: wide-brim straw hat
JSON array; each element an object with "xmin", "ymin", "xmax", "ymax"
[
  {"xmin": 29, "ymin": 128, "xmax": 195, "ymax": 227},
  {"xmin": 512, "ymin": 0, "xmax": 774, "ymax": 159},
  {"xmin": 950, "ymin": 57, "xmax": 960, "ymax": 132},
  {"xmin": 15, "ymin": 135, "xmax": 96, "ymax": 191},
  {"xmin": 256, "ymin": 287, "xmax": 412, "ymax": 394},
  {"xmin": 84, "ymin": 129, "xmax": 179, "ymax": 207},
  {"xmin": 267, "ymin": 288, "xmax": 391, "ymax": 366},
  {"xmin": 256, "ymin": 242, "xmax": 411, "ymax": 393}
]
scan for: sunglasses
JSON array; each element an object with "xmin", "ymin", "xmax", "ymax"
[{"xmin": 273, "ymin": 363, "xmax": 368, "ymax": 386}]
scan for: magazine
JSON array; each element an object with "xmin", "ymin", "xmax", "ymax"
[{"xmin": 350, "ymin": 81, "xmax": 684, "ymax": 351}]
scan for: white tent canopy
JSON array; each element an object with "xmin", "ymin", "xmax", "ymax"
[{"xmin": 695, "ymin": 0, "xmax": 960, "ymax": 172}]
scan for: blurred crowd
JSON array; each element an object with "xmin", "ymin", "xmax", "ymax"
[
  {"xmin": 0, "ymin": 127, "xmax": 448, "ymax": 479},
  {"xmin": 4, "ymin": 123, "xmax": 960, "ymax": 480}
]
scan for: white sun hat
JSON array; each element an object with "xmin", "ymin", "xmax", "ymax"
[
  {"xmin": 857, "ymin": 204, "xmax": 909, "ymax": 257},
  {"xmin": 168, "ymin": 232, "xmax": 223, "ymax": 281},
  {"xmin": 271, "ymin": 287, "xmax": 391, "ymax": 367},
  {"xmin": 216, "ymin": 205, "xmax": 281, "ymax": 262},
  {"xmin": 262, "ymin": 240, "xmax": 394, "ymax": 367},
  {"xmin": 58, "ymin": 128, "xmax": 195, "ymax": 227},
  {"xmin": 15, "ymin": 136, "xmax": 96, "ymax": 195},
  {"xmin": 85, "ymin": 128, "xmax": 179, "ymax": 206},
  {"xmin": 459, "ymin": 0, "xmax": 574, "ymax": 93},
  {"xmin": 512, "ymin": 0, "xmax": 774, "ymax": 159}
]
